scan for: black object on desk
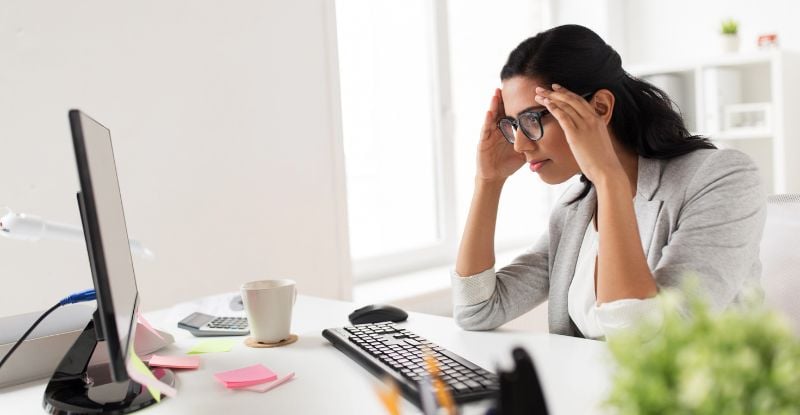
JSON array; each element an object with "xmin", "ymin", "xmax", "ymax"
[
  {"xmin": 322, "ymin": 322, "xmax": 500, "ymax": 409},
  {"xmin": 43, "ymin": 110, "xmax": 176, "ymax": 414},
  {"xmin": 492, "ymin": 347, "xmax": 549, "ymax": 415},
  {"xmin": 348, "ymin": 304, "xmax": 409, "ymax": 325}
]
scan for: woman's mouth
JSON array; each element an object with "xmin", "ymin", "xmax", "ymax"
[{"xmin": 529, "ymin": 159, "xmax": 549, "ymax": 172}]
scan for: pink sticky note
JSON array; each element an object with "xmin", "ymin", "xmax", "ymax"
[
  {"xmin": 242, "ymin": 372, "xmax": 296, "ymax": 393},
  {"xmin": 137, "ymin": 311, "xmax": 164, "ymax": 340},
  {"xmin": 148, "ymin": 355, "xmax": 201, "ymax": 370},
  {"xmin": 214, "ymin": 364, "xmax": 277, "ymax": 388}
]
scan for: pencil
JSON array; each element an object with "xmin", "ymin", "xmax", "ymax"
[
  {"xmin": 424, "ymin": 351, "xmax": 457, "ymax": 415},
  {"xmin": 376, "ymin": 377, "xmax": 401, "ymax": 415}
]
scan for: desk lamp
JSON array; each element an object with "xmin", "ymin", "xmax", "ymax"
[{"xmin": 0, "ymin": 207, "xmax": 154, "ymax": 259}]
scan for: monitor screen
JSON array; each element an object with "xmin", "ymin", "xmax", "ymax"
[{"xmin": 69, "ymin": 110, "xmax": 139, "ymax": 382}]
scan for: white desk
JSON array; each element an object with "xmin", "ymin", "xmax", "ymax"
[{"xmin": 0, "ymin": 294, "xmax": 613, "ymax": 414}]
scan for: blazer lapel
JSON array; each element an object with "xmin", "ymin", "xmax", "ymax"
[
  {"xmin": 549, "ymin": 186, "xmax": 596, "ymax": 334},
  {"xmin": 634, "ymin": 157, "xmax": 664, "ymax": 257},
  {"xmin": 634, "ymin": 197, "xmax": 663, "ymax": 256}
]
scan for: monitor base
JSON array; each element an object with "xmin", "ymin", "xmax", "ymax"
[{"xmin": 43, "ymin": 316, "xmax": 174, "ymax": 414}]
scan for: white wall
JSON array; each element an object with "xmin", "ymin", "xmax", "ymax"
[
  {"xmin": 0, "ymin": 0, "xmax": 352, "ymax": 317},
  {"xmin": 624, "ymin": 0, "xmax": 800, "ymax": 65},
  {"xmin": 553, "ymin": 0, "xmax": 800, "ymax": 65},
  {"xmin": 551, "ymin": 0, "xmax": 627, "ymax": 58}
]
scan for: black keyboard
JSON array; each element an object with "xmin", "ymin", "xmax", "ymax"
[{"xmin": 322, "ymin": 322, "xmax": 500, "ymax": 407}]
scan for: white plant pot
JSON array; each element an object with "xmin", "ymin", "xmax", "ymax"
[{"xmin": 720, "ymin": 34, "xmax": 740, "ymax": 53}]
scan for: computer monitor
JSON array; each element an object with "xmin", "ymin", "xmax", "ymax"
[
  {"xmin": 43, "ymin": 110, "xmax": 173, "ymax": 414},
  {"xmin": 70, "ymin": 109, "xmax": 139, "ymax": 382}
]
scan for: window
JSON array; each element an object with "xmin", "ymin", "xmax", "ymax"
[{"xmin": 336, "ymin": 0, "xmax": 559, "ymax": 282}]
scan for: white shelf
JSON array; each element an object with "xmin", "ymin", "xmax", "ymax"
[
  {"xmin": 629, "ymin": 49, "xmax": 800, "ymax": 194},
  {"xmin": 714, "ymin": 128, "xmax": 772, "ymax": 141},
  {"xmin": 699, "ymin": 49, "xmax": 777, "ymax": 68},
  {"xmin": 628, "ymin": 49, "xmax": 779, "ymax": 76},
  {"xmin": 629, "ymin": 62, "xmax": 694, "ymax": 78}
]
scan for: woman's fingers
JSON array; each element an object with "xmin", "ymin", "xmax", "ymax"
[
  {"xmin": 534, "ymin": 95, "xmax": 583, "ymax": 126},
  {"xmin": 480, "ymin": 90, "xmax": 506, "ymax": 142},
  {"xmin": 481, "ymin": 109, "xmax": 495, "ymax": 141},
  {"xmin": 496, "ymin": 88, "xmax": 506, "ymax": 118},
  {"xmin": 538, "ymin": 96, "xmax": 577, "ymax": 133},
  {"xmin": 541, "ymin": 84, "xmax": 594, "ymax": 119}
]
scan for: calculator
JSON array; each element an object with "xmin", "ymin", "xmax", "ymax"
[{"xmin": 177, "ymin": 312, "xmax": 250, "ymax": 337}]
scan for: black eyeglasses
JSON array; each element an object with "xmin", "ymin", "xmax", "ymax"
[{"xmin": 496, "ymin": 92, "xmax": 594, "ymax": 144}]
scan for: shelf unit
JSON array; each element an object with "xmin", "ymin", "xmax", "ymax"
[{"xmin": 628, "ymin": 50, "xmax": 800, "ymax": 194}]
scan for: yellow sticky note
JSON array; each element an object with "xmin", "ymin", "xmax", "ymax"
[
  {"xmin": 129, "ymin": 346, "xmax": 161, "ymax": 402},
  {"xmin": 187, "ymin": 339, "xmax": 237, "ymax": 354}
]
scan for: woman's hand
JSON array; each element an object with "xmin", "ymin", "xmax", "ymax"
[
  {"xmin": 534, "ymin": 84, "xmax": 625, "ymax": 184},
  {"xmin": 476, "ymin": 88, "xmax": 526, "ymax": 182}
]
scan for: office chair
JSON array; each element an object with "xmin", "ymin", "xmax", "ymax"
[{"xmin": 759, "ymin": 194, "xmax": 800, "ymax": 335}]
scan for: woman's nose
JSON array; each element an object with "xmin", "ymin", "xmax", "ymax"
[{"xmin": 513, "ymin": 129, "xmax": 536, "ymax": 153}]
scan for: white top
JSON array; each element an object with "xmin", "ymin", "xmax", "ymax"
[{"xmin": 568, "ymin": 217, "xmax": 663, "ymax": 340}]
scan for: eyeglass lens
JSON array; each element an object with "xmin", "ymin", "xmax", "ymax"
[{"xmin": 498, "ymin": 113, "xmax": 543, "ymax": 144}]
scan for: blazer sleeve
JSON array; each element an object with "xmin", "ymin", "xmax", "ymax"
[
  {"xmin": 451, "ymin": 230, "xmax": 550, "ymax": 331},
  {"xmin": 653, "ymin": 149, "xmax": 766, "ymax": 312}
]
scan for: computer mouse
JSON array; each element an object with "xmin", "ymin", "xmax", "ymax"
[{"xmin": 348, "ymin": 304, "xmax": 409, "ymax": 325}]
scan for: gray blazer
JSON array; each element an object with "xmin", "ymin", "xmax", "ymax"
[{"xmin": 452, "ymin": 149, "xmax": 767, "ymax": 337}]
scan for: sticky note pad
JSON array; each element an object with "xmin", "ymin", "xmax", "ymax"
[
  {"xmin": 242, "ymin": 372, "xmax": 296, "ymax": 393},
  {"xmin": 148, "ymin": 355, "xmax": 201, "ymax": 370},
  {"xmin": 214, "ymin": 364, "xmax": 277, "ymax": 388},
  {"xmin": 137, "ymin": 311, "xmax": 164, "ymax": 340},
  {"xmin": 187, "ymin": 339, "xmax": 237, "ymax": 354},
  {"xmin": 126, "ymin": 346, "xmax": 178, "ymax": 402}
]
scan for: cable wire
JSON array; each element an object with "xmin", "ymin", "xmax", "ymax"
[
  {"xmin": 0, "ymin": 302, "xmax": 61, "ymax": 370},
  {"xmin": 0, "ymin": 289, "xmax": 96, "ymax": 370}
]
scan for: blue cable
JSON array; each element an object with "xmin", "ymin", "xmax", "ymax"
[
  {"xmin": 59, "ymin": 288, "xmax": 97, "ymax": 306},
  {"xmin": 0, "ymin": 288, "xmax": 96, "ymax": 370}
]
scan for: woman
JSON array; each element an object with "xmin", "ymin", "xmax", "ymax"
[{"xmin": 451, "ymin": 24, "xmax": 766, "ymax": 340}]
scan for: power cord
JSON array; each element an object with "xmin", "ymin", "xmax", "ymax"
[{"xmin": 0, "ymin": 289, "xmax": 96, "ymax": 370}]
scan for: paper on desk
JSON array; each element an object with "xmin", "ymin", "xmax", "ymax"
[
  {"xmin": 137, "ymin": 311, "xmax": 164, "ymax": 340},
  {"xmin": 187, "ymin": 338, "xmax": 237, "ymax": 354},
  {"xmin": 148, "ymin": 354, "xmax": 201, "ymax": 370},
  {"xmin": 126, "ymin": 346, "xmax": 178, "ymax": 402},
  {"xmin": 241, "ymin": 372, "xmax": 296, "ymax": 393},
  {"xmin": 214, "ymin": 364, "xmax": 277, "ymax": 388}
]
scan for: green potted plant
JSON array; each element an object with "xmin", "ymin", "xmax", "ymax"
[
  {"xmin": 720, "ymin": 18, "xmax": 740, "ymax": 53},
  {"xmin": 605, "ymin": 287, "xmax": 800, "ymax": 414}
]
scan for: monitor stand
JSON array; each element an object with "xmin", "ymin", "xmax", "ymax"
[{"xmin": 43, "ymin": 312, "xmax": 175, "ymax": 414}]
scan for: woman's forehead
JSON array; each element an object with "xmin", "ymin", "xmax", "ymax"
[{"xmin": 501, "ymin": 76, "xmax": 546, "ymax": 115}]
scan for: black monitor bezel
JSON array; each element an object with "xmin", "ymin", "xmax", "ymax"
[{"xmin": 69, "ymin": 109, "xmax": 138, "ymax": 382}]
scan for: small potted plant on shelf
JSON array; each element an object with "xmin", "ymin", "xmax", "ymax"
[{"xmin": 720, "ymin": 18, "xmax": 740, "ymax": 53}]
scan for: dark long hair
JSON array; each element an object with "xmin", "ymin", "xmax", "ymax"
[{"xmin": 500, "ymin": 24, "xmax": 716, "ymax": 202}]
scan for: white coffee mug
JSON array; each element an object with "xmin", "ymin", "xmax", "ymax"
[{"xmin": 240, "ymin": 279, "xmax": 297, "ymax": 343}]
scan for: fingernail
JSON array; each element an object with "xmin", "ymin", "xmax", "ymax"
[{"xmin": 552, "ymin": 83, "xmax": 562, "ymax": 90}]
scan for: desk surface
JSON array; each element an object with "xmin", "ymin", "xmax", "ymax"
[{"xmin": 0, "ymin": 294, "xmax": 613, "ymax": 414}]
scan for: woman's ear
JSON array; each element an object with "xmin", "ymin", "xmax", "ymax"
[{"xmin": 591, "ymin": 89, "xmax": 615, "ymax": 125}]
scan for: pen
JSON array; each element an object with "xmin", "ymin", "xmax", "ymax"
[
  {"xmin": 424, "ymin": 351, "xmax": 458, "ymax": 415},
  {"xmin": 376, "ymin": 376, "xmax": 401, "ymax": 415},
  {"xmin": 418, "ymin": 374, "xmax": 437, "ymax": 415}
]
